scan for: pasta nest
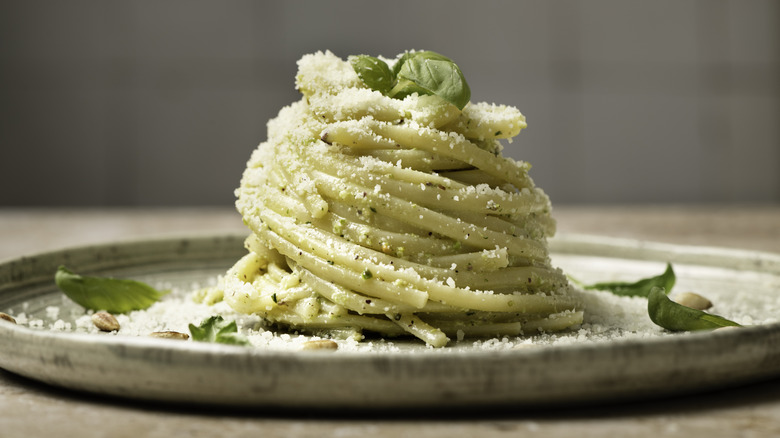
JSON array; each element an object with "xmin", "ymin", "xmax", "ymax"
[{"xmin": 205, "ymin": 51, "xmax": 583, "ymax": 347}]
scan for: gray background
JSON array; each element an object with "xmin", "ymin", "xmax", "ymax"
[{"xmin": 1, "ymin": 0, "xmax": 778, "ymax": 207}]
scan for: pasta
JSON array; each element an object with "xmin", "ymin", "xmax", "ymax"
[{"xmin": 204, "ymin": 51, "xmax": 583, "ymax": 347}]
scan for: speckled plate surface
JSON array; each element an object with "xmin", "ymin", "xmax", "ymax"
[{"xmin": 1, "ymin": 234, "xmax": 779, "ymax": 408}]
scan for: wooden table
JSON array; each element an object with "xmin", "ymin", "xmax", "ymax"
[{"xmin": 1, "ymin": 205, "xmax": 779, "ymax": 437}]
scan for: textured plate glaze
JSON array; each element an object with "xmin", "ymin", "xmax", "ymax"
[{"xmin": 1, "ymin": 234, "xmax": 779, "ymax": 408}]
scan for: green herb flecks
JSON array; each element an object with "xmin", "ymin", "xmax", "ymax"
[
  {"xmin": 350, "ymin": 50, "xmax": 471, "ymax": 110},
  {"xmin": 583, "ymin": 263, "xmax": 676, "ymax": 298},
  {"xmin": 188, "ymin": 315, "xmax": 251, "ymax": 346},
  {"xmin": 648, "ymin": 287, "xmax": 741, "ymax": 331},
  {"xmin": 54, "ymin": 266, "xmax": 167, "ymax": 314}
]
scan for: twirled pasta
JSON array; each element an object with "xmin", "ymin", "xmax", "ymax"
[{"xmin": 204, "ymin": 51, "xmax": 583, "ymax": 347}]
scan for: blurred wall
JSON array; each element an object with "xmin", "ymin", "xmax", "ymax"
[{"xmin": 1, "ymin": 0, "xmax": 778, "ymax": 206}]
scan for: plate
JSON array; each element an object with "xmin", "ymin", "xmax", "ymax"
[{"xmin": 1, "ymin": 233, "xmax": 779, "ymax": 408}]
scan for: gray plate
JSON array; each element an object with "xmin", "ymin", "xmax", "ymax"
[{"xmin": 1, "ymin": 233, "xmax": 779, "ymax": 408}]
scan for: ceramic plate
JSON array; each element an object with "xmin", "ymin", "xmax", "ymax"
[{"xmin": 1, "ymin": 234, "xmax": 779, "ymax": 408}]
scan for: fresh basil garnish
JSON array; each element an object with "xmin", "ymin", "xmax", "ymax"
[
  {"xmin": 648, "ymin": 287, "xmax": 741, "ymax": 331},
  {"xmin": 389, "ymin": 51, "xmax": 471, "ymax": 110},
  {"xmin": 582, "ymin": 263, "xmax": 741, "ymax": 332},
  {"xmin": 349, "ymin": 55, "xmax": 394, "ymax": 95},
  {"xmin": 391, "ymin": 51, "xmax": 415, "ymax": 77},
  {"xmin": 583, "ymin": 263, "xmax": 676, "ymax": 298},
  {"xmin": 54, "ymin": 266, "xmax": 167, "ymax": 314},
  {"xmin": 349, "ymin": 50, "xmax": 471, "ymax": 110},
  {"xmin": 188, "ymin": 315, "xmax": 251, "ymax": 346}
]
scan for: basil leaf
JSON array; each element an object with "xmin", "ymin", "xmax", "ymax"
[
  {"xmin": 391, "ymin": 50, "xmax": 451, "ymax": 76},
  {"xmin": 648, "ymin": 287, "xmax": 741, "ymax": 331},
  {"xmin": 391, "ymin": 51, "xmax": 415, "ymax": 77},
  {"xmin": 349, "ymin": 55, "xmax": 394, "ymax": 94},
  {"xmin": 54, "ymin": 266, "xmax": 167, "ymax": 314},
  {"xmin": 583, "ymin": 263, "xmax": 675, "ymax": 298},
  {"xmin": 388, "ymin": 50, "xmax": 471, "ymax": 110},
  {"xmin": 188, "ymin": 315, "xmax": 251, "ymax": 346}
]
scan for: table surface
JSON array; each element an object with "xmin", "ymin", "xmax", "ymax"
[{"xmin": 1, "ymin": 205, "xmax": 779, "ymax": 437}]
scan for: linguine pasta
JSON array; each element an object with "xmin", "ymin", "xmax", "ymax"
[{"xmin": 201, "ymin": 51, "xmax": 583, "ymax": 347}]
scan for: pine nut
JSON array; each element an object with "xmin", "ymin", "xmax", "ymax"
[
  {"xmin": 91, "ymin": 311, "xmax": 120, "ymax": 332},
  {"xmin": 150, "ymin": 331, "xmax": 189, "ymax": 340},
  {"xmin": 674, "ymin": 292, "xmax": 712, "ymax": 310},
  {"xmin": 301, "ymin": 339, "xmax": 338, "ymax": 350}
]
